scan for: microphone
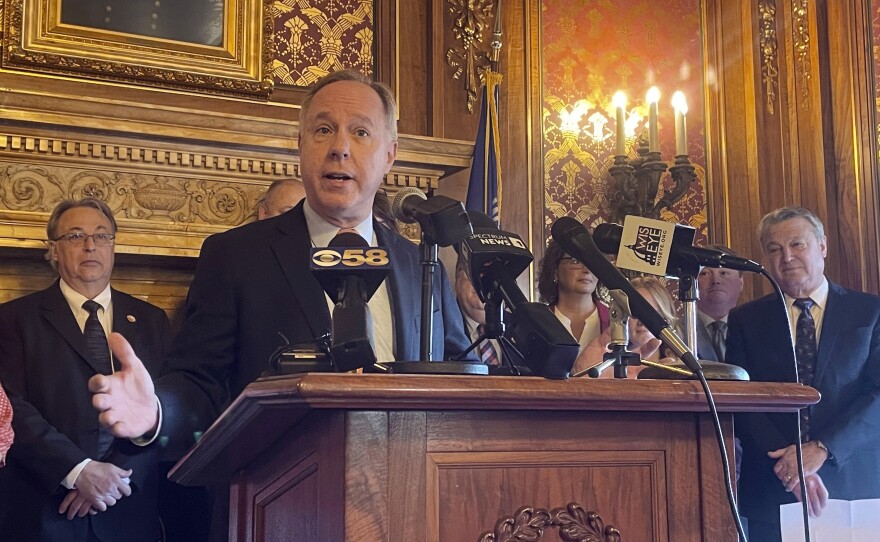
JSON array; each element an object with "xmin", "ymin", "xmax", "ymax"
[
  {"xmin": 310, "ymin": 232, "xmax": 391, "ymax": 372},
  {"xmin": 551, "ymin": 216, "xmax": 703, "ymax": 375},
  {"xmin": 460, "ymin": 212, "xmax": 579, "ymax": 379},
  {"xmin": 593, "ymin": 221, "xmax": 763, "ymax": 275},
  {"xmin": 391, "ymin": 187, "xmax": 473, "ymax": 247}
]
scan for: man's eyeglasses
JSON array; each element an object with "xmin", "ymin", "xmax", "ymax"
[
  {"xmin": 51, "ymin": 232, "xmax": 116, "ymax": 247},
  {"xmin": 559, "ymin": 256, "xmax": 586, "ymax": 268}
]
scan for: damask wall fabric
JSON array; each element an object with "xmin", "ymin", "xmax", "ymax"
[
  {"xmin": 269, "ymin": 0, "xmax": 374, "ymax": 87},
  {"xmin": 541, "ymin": 0, "xmax": 708, "ymax": 243}
]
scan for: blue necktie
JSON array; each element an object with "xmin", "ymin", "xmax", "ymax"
[{"xmin": 794, "ymin": 298, "xmax": 817, "ymax": 440}]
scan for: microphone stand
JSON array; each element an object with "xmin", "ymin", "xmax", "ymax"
[
  {"xmin": 454, "ymin": 293, "xmax": 523, "ymax": 375},
  {"xmin": 419, "ymin": 233, "xmax": 438, "ymax": 362},
  {"xmin": 578, "ymin": 290, "xmax": 697, "ymax": 379}
]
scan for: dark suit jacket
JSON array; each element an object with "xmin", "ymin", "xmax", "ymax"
[
  {"xmin": 726, "ymin": 281, "xmax": 880, "ymax": 529},
  {"xmin": 157, "ymin": 202, "xmax": 471, "ymax": 452},
  {"xmin": 0, "ymin": 282, "xmax": 170, "ymax": 542}
]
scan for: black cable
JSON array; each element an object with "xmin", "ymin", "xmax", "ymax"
[
  {"xmin": 760, "ymin": 268, "xmax": 812, "ymax": 542},
  {"xmin": 687, "ymin": 357, "xmax": 749, "ymax": 541}
]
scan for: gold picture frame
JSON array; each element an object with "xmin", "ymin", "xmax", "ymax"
[{"xmin": 1, "ymin": 0, "xmax": 274, "ymax": 99}]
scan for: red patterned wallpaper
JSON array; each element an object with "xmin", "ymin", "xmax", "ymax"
[
  {"xmin": 269, "ymin": 0, "xmax": 374, "ymax": 87},
  {"xmin": 540, "ymin": 0, "xmax": 707, "ymax": 243}
]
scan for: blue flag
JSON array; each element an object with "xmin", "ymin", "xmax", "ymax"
[{"xmin": 466, "ymin": 70, "xmax": 503, "ymax": 225}]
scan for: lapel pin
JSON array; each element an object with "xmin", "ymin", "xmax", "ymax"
[{"xmin": 127, "ymin": 315, "xmax": 136, "ymax": 323}]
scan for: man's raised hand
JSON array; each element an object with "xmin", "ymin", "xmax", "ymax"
[{"xmin": 89, "ymin": 333, "xmax": 159, "ymax": 438}]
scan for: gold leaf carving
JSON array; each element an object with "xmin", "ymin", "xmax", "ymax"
[
  {"xmin": 758, "ymin": 0, "xmax": 779, "ymax": 115},
  {"xmin": 793, "ymin": 0, "xmax": 812, "ymax": 109},
  {"xmin": 1, "ymin": 0, "xmax": 274, "ymax": 99},
  {"xmin": 446, "ymin": 0, "xmax": 495, "ymax": 113}
]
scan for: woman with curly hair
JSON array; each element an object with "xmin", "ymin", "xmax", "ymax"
[{"xmin": 537, "ymin": 239, "xmax": 610, "ymax": 352}]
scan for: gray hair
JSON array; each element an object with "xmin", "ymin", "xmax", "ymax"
[
  {"xmin": 45, "ymin": 198, "xmax": 117, "ymax": 270},
  {"xmin": 757, "ymin": 206, "xmax": 826, "ymax": 246},
  {"xmin": 299, "ymin": 69, "xmax": 398, "ymax": 140}
]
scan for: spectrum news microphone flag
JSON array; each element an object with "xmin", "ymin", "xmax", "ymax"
[{"xmin": 466, "ymin": 69, "xmax": 503, "ymax": 225}]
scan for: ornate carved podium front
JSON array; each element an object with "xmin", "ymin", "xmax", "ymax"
[{"xmin": 169, "ymin": 373, "xmax": 817, "ymax": 542}]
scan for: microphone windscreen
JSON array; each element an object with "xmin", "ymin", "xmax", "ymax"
[
  {"xmin": 390, "ymin": 187, "xmax": 426, "ymax": 223},
  {"xmin": 593, "ymin": 222, "xmax": 624, "ymax": 254},
  {"xmin": 467, "ymin": 209, "xmax": 499, "ymax": 233},
  {"xmin": 329, "ymin": 231, "xmax": 369, "ymax": 248}
]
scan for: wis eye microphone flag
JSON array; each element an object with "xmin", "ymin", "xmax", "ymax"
[{"xmin": 466, "ymin": 69, "xmax": 503, "ymax": 225}]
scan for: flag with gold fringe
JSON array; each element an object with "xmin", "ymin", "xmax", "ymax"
[{"xmin": 466, "ymin": 69, "xmax": 503, "ymax": 225}]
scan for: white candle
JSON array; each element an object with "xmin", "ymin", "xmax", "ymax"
[
  {"xmin": 646, "ymin": 87, "xmax": 660, "ymax": 153},
  {"xmin": 612, "ymin": 91, "xmax": 627, "ymax": 156},
  {"xmin": 672, "ymin": 91, "xmax": 688, "ymax": 156}
]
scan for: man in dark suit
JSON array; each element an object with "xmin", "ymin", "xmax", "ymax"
[
  {"xmin": 88, "ymin": 69, "xmax": 470, "ymax": 456},
  {"xmin": 696, "ymin": 245, "xmax": 744, "ymax": 362},
  {"xmin": 727, "ymin": 206, "xmax": 880, "ymax": 542},
  {"xmin": 0, "ymin": 198, "xmax": 170, "ymax": 542}
]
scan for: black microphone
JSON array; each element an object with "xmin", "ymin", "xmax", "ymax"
[
  {"xmin": 551, "ymin": 216, "xmax": 703, "ymax": 375},
  {"xmin": 460, "ymin": 212, "xmax": 579, "ymax": 379},
  {"xmin": 593, "ymin": 222, "xmax": 763, "ymax": 274},
  {"xmin": 391, "ymin": 187, "xmax": 473, "ymax": 247},
  {"xmin": 310, "ymin": 232, "xmax": 391, "ymax": 372}
]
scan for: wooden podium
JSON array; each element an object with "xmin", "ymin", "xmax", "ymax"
[{"xmin": 169, "ymin": 373, "xmax": 818, "ymax": 542}]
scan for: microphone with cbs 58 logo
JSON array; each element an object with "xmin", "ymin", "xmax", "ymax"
[{"xmin": 310, "ymin": 232, "xmax": 391, "ymax": 372}]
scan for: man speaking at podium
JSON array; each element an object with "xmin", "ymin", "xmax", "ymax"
[{"xmin": 88, "ymin": 70, "xmax": 470, "ymax": 461}]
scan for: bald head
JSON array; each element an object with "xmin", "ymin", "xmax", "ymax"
[{"xmin": 258, "ymin": 179, "xmax": 306, "ymax": 220}]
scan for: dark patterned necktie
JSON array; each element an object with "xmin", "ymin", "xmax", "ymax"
[
  {"xmin": 82, "ymin": 300, "xmax": 113, "ymax": 375},
  {"xmin": 708, "ymin": 320, "xmax": 727, "ymax": 361},
  {"xmin": 82, "ymin": 300, "xmax": 115, "ymax": 457},
  {"xmin": 476, "ymin": 324, "xmax": 500, "ymax": 366},
  {"xmin": 794, "ymin": 298, "xmax": 817, "ymax": 440}
]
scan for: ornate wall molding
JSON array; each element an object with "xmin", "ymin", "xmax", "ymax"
[
  {"xmin": 759, "ymin": 0, "xmax": 779, "ymax": 115},
  {"xmin": 793, "ymin": 0, "xmax": 812, "ymax": 109},
  {"xmin": 2, "ymin": 0, "xmax": 274, "ymax": 99},
  {"xmin": 445, "ymin": 0, "xmax": 496, "ymax": 113}
]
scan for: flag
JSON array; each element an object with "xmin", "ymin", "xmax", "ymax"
[{"xmin": 466, "ymin": 69, "xmax": 503, "ymax": 225}]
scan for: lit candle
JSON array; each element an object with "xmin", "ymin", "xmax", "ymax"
[
  {"xmin": 646, "ymin": 87, "xmax": 660, "ymax": 153},
  {"xmin": 672, "ymin": 91, "xmax": 688, "ymax": 156},
  {"xmin": 612, "ymin": 91, "xmax": 627, "ymax": 156}
]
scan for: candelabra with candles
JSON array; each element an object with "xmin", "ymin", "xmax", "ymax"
[{"xmin": 608, "ymin": 88, "xmax": 697, "ymax": 223}]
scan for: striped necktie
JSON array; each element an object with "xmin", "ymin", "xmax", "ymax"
[{"xmin": 476, "ymin": 324, "xmax": 500, "ymax": 366}]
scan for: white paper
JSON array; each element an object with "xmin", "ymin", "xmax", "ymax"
[
  {"xmin": 781, "ymin": 499, "xmax": 880, "ymax": 542},
  {"xmin": 615, "ymin": 216, "xmax": 675, "ymax": 276}
]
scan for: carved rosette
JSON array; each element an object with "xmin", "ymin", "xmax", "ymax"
[
  {"xmin": 446, "ymin": 0, "xmax": 496, "ymax": 113},
  {"xmin": 758, "ymin": 0, "xmax": 779, "ymax": 115},
  {"xmin": 478, "ymin": 503, "xmax": 621, "ymax": 542}
]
